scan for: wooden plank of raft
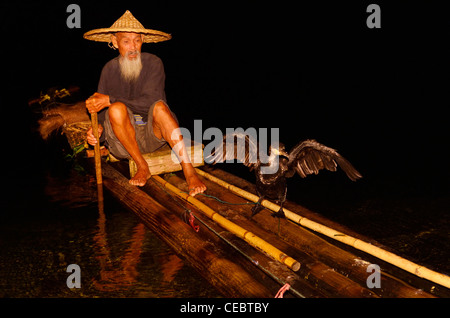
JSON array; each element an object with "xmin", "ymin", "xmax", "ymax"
[
  {"xmin": 129, "ymin": 141, "xmax": 204, "ymax": 177},
  {"xmin": 101, "ymin": 163, "xmax": 278, "ymax": 298}
]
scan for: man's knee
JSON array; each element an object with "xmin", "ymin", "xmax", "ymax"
[
  {"xmin": 152, "ymin": 101, "xmax": 178, "ymax": 141},
  {"xmin": 108, "ymin": 102, "xmax": 128, "ymax": 124},
  {"xmin": 152, "ymin": 100, "xmax": 171, "ymax": 121},
  {"xmin": 153, "ymin": 101, "xmax": 178, "ymax": 128}
]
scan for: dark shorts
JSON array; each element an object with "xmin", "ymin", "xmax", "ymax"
[{"xmin": 103, "ymin": 102, "xmax": 178, "ymax": 159}]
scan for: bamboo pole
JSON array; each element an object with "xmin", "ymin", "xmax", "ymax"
[
  {"xmin": 91, "ymin": 112, "xmax": 104, "ymax": 213},
  {"xmin": 195, "ymin": 168, "xmax": 450, "ymax": 289},
  {"xmin": 152, "ymin": 175, "xmax": 301, "ymax": 272},
  {"xmin": 91, "ymin": 112, "xmax": 102, "ymax": 185}
]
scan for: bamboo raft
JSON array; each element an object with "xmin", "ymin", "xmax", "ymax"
[
  {"xmin": 35, "ymin": 94, "xmax": 448, "ymax": 297},
  {"xmin": 83, "ymin": 142, "xmax": 450, "ymax": 298}
]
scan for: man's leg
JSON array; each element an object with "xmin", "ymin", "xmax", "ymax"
[
  {"xmin": 152, "ymin": 101, "xmax": 206, "ymax": 196},
  {"xmin": 108, "ymin": 102, "xmax": 151, "ymax": 186}
]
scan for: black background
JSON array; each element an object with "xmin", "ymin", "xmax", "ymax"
[
  {"xmin": 0, "ymin": 0, "xmax": 449, "ymax": 301},
  {"xmin": 1, "ymin": 0, "xmax": 449, "ymax": 204}
]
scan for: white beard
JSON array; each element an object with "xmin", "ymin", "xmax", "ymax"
[{"xmin": 119, "ymin": 51, "xmax": 142, "ymax": 82}]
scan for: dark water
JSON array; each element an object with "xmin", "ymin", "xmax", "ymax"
[
  {"xmin": 0, "ymin": 142, "xmax": 220, "ymax": 298},
  {"xmin": 286, "ymin": 172, "xmax": 450, "ymax": 276}
]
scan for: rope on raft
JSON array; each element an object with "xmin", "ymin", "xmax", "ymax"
[{"xmin": 183, "ymin": 192, "xmax": 259, "ymax": 206}]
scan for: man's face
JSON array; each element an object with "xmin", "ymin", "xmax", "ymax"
[{"xmin": 111, "ymin": 32, "xmax": 143, "ymax": 60}]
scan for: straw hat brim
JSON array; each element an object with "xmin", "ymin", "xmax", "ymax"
[{"xmin": 83, "ymin": 27, "xmax": 171, "ymax": 43}]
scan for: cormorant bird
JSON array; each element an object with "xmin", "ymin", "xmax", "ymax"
[{"xmin": 206, "ymin": 133, "xmax": 362, "ymax": 218}]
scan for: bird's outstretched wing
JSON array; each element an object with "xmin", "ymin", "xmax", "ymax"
[
  {"xmin": 205, "ymin": 131, "xmax": 259, "ymax": 170},
  {"xmin": 287, "ymin": 139, "xmax": 362, "ymax": 181}
]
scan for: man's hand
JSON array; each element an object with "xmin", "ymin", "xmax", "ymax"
[
  {"xmin": 86, "ymin": 124, "xmax": 104, "ymax": 146},
  {"xmin": 86, "ymin": 92, "xmax": 110, "ymax": 113}
]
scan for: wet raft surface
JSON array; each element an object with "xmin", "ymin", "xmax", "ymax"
[{"xmin": 103, "ymin": 162, "xmax": 448, "ymax": 298}]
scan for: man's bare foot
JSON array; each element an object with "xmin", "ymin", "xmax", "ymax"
[
  {"xmin": 130, "ymin": 165, "xmax": 151, "ymax": 187},
  {"xmin": 186, "ymin": 174, "xmax": 207, "ymax": 196}
]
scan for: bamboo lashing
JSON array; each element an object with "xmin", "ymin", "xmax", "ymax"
[
  {"xmin": 91, "ymin": 112, "xmax": 102, "ymax": 185},
  {"xmin": 195, "ymin": 168, "xmax": 450, "ymax": 289},
  {"xmin": 152, "ymin": 175, "xmax": 301, "ymax": 272}
]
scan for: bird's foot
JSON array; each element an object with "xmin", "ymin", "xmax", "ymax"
[
  {"xmin": 271, "ymin": 208, "xmax": 286, "ymax": 218},
  {"xmin": 251, "ymin": 203, "xmax": 264, "ymax": 217}
]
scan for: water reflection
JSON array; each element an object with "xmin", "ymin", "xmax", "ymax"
[
  {"xmin": 89, "ymin": 182, "xmax": 194, "ymax": 295},
  {"xmin": 92, "ymin": 220, "xmax": 146, "ymax": 291},
  {"xmin": 0, "ymin": 168, "xmax": 219, "ymax": 297},
  {"xmin": 91, "ymin": 182, "xmax": 141, "ymax": 291}
]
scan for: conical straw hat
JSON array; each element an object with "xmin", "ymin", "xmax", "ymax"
[{"xmin": 83, "ymin": 10, "xmax": 171, "ymax": 43}]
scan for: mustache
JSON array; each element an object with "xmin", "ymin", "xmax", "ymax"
[{"xmin": 126, "ymin": 51, "xmax": 140, "ymax": 57}]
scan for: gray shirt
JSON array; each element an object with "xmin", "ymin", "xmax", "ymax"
[{"xmin": 97, "ymin": 52, "xmax": 167, "ymax": 125}]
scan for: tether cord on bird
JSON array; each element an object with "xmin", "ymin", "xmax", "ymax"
[{"xmin": 194, "ymin": 168, "xmax": 450, "ymax": 290}]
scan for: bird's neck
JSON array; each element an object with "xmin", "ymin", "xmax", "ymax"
[{"xmin": 259, "ymin": 153, "xmax": 279, "ymax": 175}]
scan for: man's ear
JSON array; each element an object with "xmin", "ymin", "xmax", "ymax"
[{"xmin": 110, "ymin": 34, "xmax": 119, "ymax": 49}]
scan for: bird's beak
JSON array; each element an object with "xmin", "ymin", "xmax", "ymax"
[
  {"xmin": 273, "ymin": 148, "xmax": 289, "ymax": 158},
  {"xmin": 280, "ymin": 150, "xmax": 289, "ymax": 158}
]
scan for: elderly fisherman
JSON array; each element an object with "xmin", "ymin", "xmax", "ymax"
[{"xmin": 83, "ymin": 10, "xmax": 206, "ymax": 196}]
